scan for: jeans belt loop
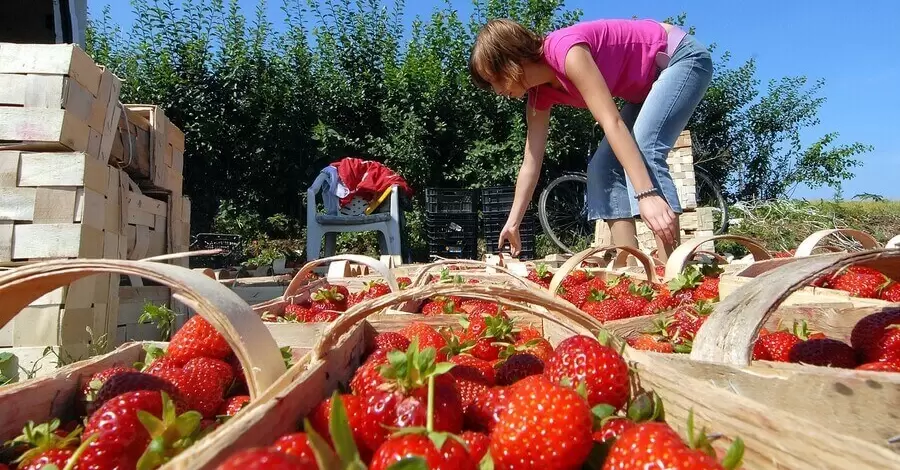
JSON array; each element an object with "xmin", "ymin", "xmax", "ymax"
[{"xmin": 655, "ymin": 26, "xmax": 688, "ymax": 71}]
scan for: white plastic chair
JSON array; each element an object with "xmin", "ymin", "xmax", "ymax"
[{"xmin": 305, "ymin": 171, "xmax": 403, "ymax": 262}]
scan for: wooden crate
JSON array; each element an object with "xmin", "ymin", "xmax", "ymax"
[
  {"xmin": 110, "ymin": 104, "xmax": 184, "ymax": 195},
  {"xmin": 0, "ymin": 43, "xmax": 121, "ymax": 164},
  {"xmin": 167, "ymin": 279, "xmax": 900, "ymax": 469},
  {"xmin": 668, "ymin": 130, "xmax": 697, "ymax": 210}
]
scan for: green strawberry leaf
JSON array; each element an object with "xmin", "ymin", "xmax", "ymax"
[
  {"xmin": 432, "ymin": 362, "xmax": 455, "ymax": 376},
  {"xmin": 137, "ymin": 410, "xmax": 166, "ymax": 436},
  {"xmin": 387, "ymin": 457, "xmax": 429, "ymax": 470},
  {"xmin": 591, "ymin": 404, "xmax": 617, "ymax": 421},
  {"xmin": 304, "ymin": 419, "xmax": 340, "ymax": 469},
  {"xmin": 428, "ymin": 432, "xmax": 449, "ymax": 452},
  {"xmin": 583, "ymin": 441, "xmax": 613, "ymax": 469},
  {"xmin": 329, "ymin": 392, "xmax": 362, "ymax": 464},
  {"xmin": 479, "ymin": 451, "xmax": 495, "ymax": 470},
  {"xmin": 721, "ymin": 437, "xmax": 746, "ymax": 470}
]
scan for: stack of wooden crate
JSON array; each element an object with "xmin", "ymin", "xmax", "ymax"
[
  {"xmin": 594, "ymin": 130, "xmax": 716, "ymax": 253},
  {"xmin": 0, "ymin": 42, "xmax": 191, "ymax": 376}
]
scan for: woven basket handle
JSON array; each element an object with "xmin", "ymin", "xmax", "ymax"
[
  {"xmin": 0, "ymin": 259, "xmax": 286, "ymax": 397},
  {"xmin": 690, "ymin": 249, "xmax": 900, "ymax": 366},
  {"xmin": 410, "ymin": 258, "xmax": 531, "ymax": 288},
  {"xmin": 483, "ymin": 253, "xmax": 529, "ymax": 277},
  {"xmin": 312, "ymin": 280, "xmax": 601, "ymax": 360},
  {"xmin": 549, "ymin": 245, "xmax": 660, "ymax": 295},
  {"xmin": 795, "ymin": 229, "xmax": 880, "ymax": 257},
  {"xmin": 664, "ymin": 235, "xmax": 771, "ymax": 281}
]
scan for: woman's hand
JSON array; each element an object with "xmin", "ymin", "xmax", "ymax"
[
  {"xmin": 497, "ymin": 220, "xmax": 522, "ymax": 256},
  {"xmin": 638, "ymin": 194, "xmax": 677, "ymax": 245}
]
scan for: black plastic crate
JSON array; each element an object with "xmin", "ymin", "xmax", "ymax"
[
  {"xmin": 482, "ymin": 212, "xmax": 536, "ymax": 258},
  {"xmin": 481, "ymin": 186, "xmax": 515, "ymax": 213},
  {"xmin": 426, "ymin": 213, "xmax": 479, "ymax": 259},
  {"xmin": 425, "ymin": 188, "xmax": 478, "ymax": 214}
]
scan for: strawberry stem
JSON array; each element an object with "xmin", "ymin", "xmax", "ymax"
[
  {"xmin": 62, "ymin": 433, "xmax": 98, "ymax": 470},
  {"xmin": 426, "ymin": 375, "xmax": 435, "ymax": 433}
]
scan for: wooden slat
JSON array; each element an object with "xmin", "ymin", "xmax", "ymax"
[
  {"xmin": 17, "ymin": 152, "xmax": 107, "ymax": 193},
  {"xmin": 0, "ymin": 42, "xmax": 103, "ymax": 95},
  {"xmin": 33, "ymin": 187, "xmax": 78, "ymax": 224},
  {"xmin": 0, "ymin": 187, "xmax": 37, "ymax": 221},
  {"xmin": 0, "ymin": 108, "xmax": 90, "ymax": 153},
  {"xmin": 11, "ymin": 224, "xmax": 83, "ymax": 258}
]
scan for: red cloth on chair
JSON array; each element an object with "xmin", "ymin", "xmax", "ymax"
[{"xmin": 330, "ymin": 157, "xmax": 414, "ymax": 207}]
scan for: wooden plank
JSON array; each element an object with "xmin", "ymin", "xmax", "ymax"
[
  {"xmin": 0, "ymin": 187, "xmax": 36, "ymax": 221},
  {"xmin": 12, "ymin": 305, "xmax": 61, "ymax": 346},
  {"xmin": 0, "ymin": 43, "xmax": 102, "ymax": 95},
  {"xmin": 0, "ymin": 74, "xmax": 28, "ymax": 104},
  {"xmin": 17, "ymin": 152, "xmax": 107, "ymax": 193},
  {"xmin": 127, "ymin": 190, "xmax": 167, "ymax": 217},
  {"xmin": 0, "ymin": 151, "xmax": 19, "ymax": 187},
  {"xmin": 0, "ymin": 221, "xmax": 11, "ymax": 262},
  {"xmin": 33, "ymin": 187, "xmax": 77, "ymax": 224},
  {"xmin": 76, "ymin": 188, "xmax": 106, "ymax": 230},
  {"xmin": 11, "ymin": 224, "xmax": 83, "ymax": 258},
  {"xmin": 0, "ymin": 108, "xmax": 90, "ymax": 153}
]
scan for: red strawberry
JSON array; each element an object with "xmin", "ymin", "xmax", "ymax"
[
  {"xmin": 695, "ymin": 276, "xmax": 720, "ymax": 301},
  {"xmin": 544, "ymin": 335, "xmax": 630, "ymax": 410},
  {"xmin": 829, "ymin": 266, "xmax": 888, "ymax": 298},
  {"xmin": 856, "ymin": 361, "xmax": 900, "ymax": 372},
  {"xmin": 155, "ymin": 363, "xmax": 227, "ymax": 419},
  {"xmin": 526, "ymin": 264, "xmax": 553, "ymax": 288},
  {"xmin": 450, "ymin": 354, "xmax": 496, "ymax": 385},
  {"xmin": 166, "ymin": 316, "xmax": 233, "ymax": 365},
  {"xmin": 672, "ymin": 300, "xmax": 714, "ymax": 338},
  {"xmin": 495, "ymin": 353, "xmax": 544, "ymax": 386},
  {"xmin": 593, "ymin": 417, "xmax": 636, "ymax": 443},
  {"xmin": 372, "ymin": 332, "xmax": 412, "ymax": 354},
  {"xmin": 489, "ymin": 375, "xmax": 593, "ymax": 469},
  {"xmin": 369, "ymin": 434, "xmax": 476, "ymax": 470},
  {"xmin": 561, "ymin": 277, "xmax": 606, "ymax": 308},
  {"xmin": 399, "ymin": 322, "xmax": 449, "ymax": 359},
  {"xmin": 872, "ymin": 325, "xmax": 900, "ymax": 362},
  {"xmin": 8, "ymin": 420, "xmax": 80, "ymax": 470},
  {"xmin": 421, "ymin": 295, "xmax": 464, "ymax": 315},
  {"xmin": 602, "ymin": 421, "xmax": 725, "ymax": 470},
  {"xmin": 789, "ymin": 338, "xmax": 857, "ymax": 368},
  {"xmin": 183, "ymin": 357, "xmax": 234, "ymax": 390},
  {"xmin": 506, "ymin": 337, "xmax": 554, "ymax": 363},
  {"xmin": 271, "ymin": 432, "xmax": 316, "ymax": 462},
  {"xmin": 755, "ymin": 330, "xmax": 802, "ymax": 362},
  {"xmin": 464, "ymin": 386, "xmax": 510, "ymax": 433},
  {"xmin": 308, "ymin": 394, "xmax": 383, "ymax": 460},
  {"xmin": 80, "ymin": 366, "xmax": 136, "ymax": 413},
  {"xmin": 851, "ymin": 310, "xmax": 900, "ymax": 362},
  {"xmin": 362, "ymin": 281, "xmax": 392, "ymax": 300},
  {"xmin": 642, "ymin": 286, "xmax": 679, "ymax": 316},
  {"xmin": 879, "ymin": 282, "xmax": 900, "ymax": 302},
  {"xmin": 283, "ymin": 303, "xmax": 313, "ymax": 322},
  {"xmin": 350, "ymin": 356, "xmax": 387, "ymax": 397},
  {"xmin": 606, "ymin": 275, "xmax": 635, "ymax": 298},
  {"xmin": 618, "ymin": 283, "xmax": 656, "ymax": 317},
  {"xmin": 460, "ymin": 299, "xmax": 503, "ymax": 316},
  {"xmin": 582, "ymin": 296, "xmax": 631, "ymax": 323},
  {"xmin": 628, "ymin": 333, "xmax": 676, "ymax": 353},
  {"xmin": 311, "ymin": 286, "xmax": 348, "ymax": 312},
  {"xmin": 514, "ymin": 325, "xmax": 542, "ymax": 343},
  {"xmin": 397, "ymin": 277, "xmax": 412, "ymax": 289},
  {"xmin": 460, "ymin": 430, "xmax": 490, "ymax": 462},
  {"xmin": 18, "ymin": 449, "xmax": 73, "ymax": 470},
  {"xmin": 215, "ymin": 447, "xmax": 316, "ymax": 469},
  {"xmin": 91, "ymin": 371, "xmax": 181, "ymax": 414},
  {"xmin": 463, "ymin": 310, "xmax": 510, "ymax": 340},
  {"xmin": 219, "ymin": 395, "xmax": 250, "ymax": 416}
]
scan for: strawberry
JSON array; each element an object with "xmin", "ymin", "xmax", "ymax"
[
  {"xmin": 215, "ymin": 447, "xmax": 316, "ymax": 469},
  {"xmin": 363, "ymin": 341, "xmax": 463, "ymax": 450},
  {"xmin": 879, "ymin": 282, "xmax": 900, "ymax": 302},
  {"xmin": 166, "ymin": 316, "xmax": 233, "ymax": 365},
  {"xmin": 514, "ymin": 324, "xmax": 542, "ymax": 343},
  {"xmin": 372, "ymin": 332, "xmax": 412, "ymax": 354},
  {"xmin": 18, "ymin": 449, "xmax": 74, "ymax": 470},
  {"xmin": 224, "ymin": 354, "xmax": 248, "ymax": 391},
  {"xmin": 582, "ymin": 296, "xmax": 631, "ymax": 323},
  {"xmin": 789, "ymin": 338, "xmax": 857, "ymax": 368},
  {"xmin": 464, "ymin": 386, "xmax": 510, "ymax": 433},
  {"xmin": 184, "ymin": 357, "xmax": 234, "ymax": 390},
  {"xmin": 154, "ymin": 362, "xmax": 227, "ymax": 419},
  {"xmin": 399, "ymin": 322, "xmax": 449, "ymax": 360},
  {"xmin": 526, "ymin": 264, "xmax": 553, "ymax": 288},
  {"xmin": 856, "ymin": 361, "xmax": 900, "ymax": 372},
  {"xmin": 871, "ymin": 325, "xmax": 900, "ymax": 362},
  {"xmin": 642, "ymin": 286, "xmax": 679, "ymax": 316},
  {"xmin": 495, "ymin": 352, "xmax": 544, "ymax": 386},
  {"xmin": 829, "ymin": 265, "xmax": 889, "ymax": 298},
  {"xmin": 350, "ymin": 356, "xmax": 388, "ymax": 397},
  {"xmin": 504, "ymin": 337, "xmax": 554, "ymax": 363},
  {"xmin": 80, "ymin": 366, "xmax": 136, "ymax": 414},
  {"xmin": 606, "ymin": 275, "xmax": 635, "ymax": 298},
  {"xmin": 462, "ymin": 310, "xmax": 510, "ymax": 340},
  {"xmin": 602, "ymin": 422, "xmax": 716, "ymax": 469},
  {"xmin": 593, "ymin": 417, "xmax": 636, "ymax": 443},
  {"xmin": 460, "ymin": 430, "xmax": 490, "ymax": 462},
  {"xmin": 219, "ymin": 395, "xmax": 250, "ymax": 416},
  {"xmin": 459, "ymin": 299, "xmax": 503, "ymax": 316},
  {"xmin": 618, "ymin": 283, "xmax": 656, "ymax": 317},
  {"xmin": 283, "ymin": 303, "xmax": 313, "ymax": 322},
  {"xmin": 91, "ymin": 371, "xmax": 181, "ymax": 415},
  {"xmin": 628, "ymin": 333, "xmax": 675, "ymax": 353},
  {"xmin": 310, "ymin": 286, "xmax": 348, "ymax": 312},
  {"xmin": 308, "ymin": 393, "xmax": 383, "ymax": 461},
  {"xmin": 8, "ymin": 419, "xmax": 80, "ymax": 470},
  {"xmin": 695, "ymin": 277, "xmax": 720, "ymax": 301},
  {"xmin": 489, "ymin": 375, "xmax": 593, "ymax": 469},
  {"xmin": 544, "ymin": 335, "xmax": 630, "ymax": 410},
  {"xmin": 560, "ymin": 270, "xmax": 593, "ymax": 292},
  {"xmin": 851, "ymin": 310, "xmax": 900, "ymax": 362},
  {"xmin": 420, "ymin": 297, "xmax": 459, "ymax": 315},
  {"xmin": 672, "ymin": 300, "xmax": 715, "ymax": 338},
  {"xmin": 362, "ymin": 281, "xmax": 391, "ymax": 300},
  {"xmin": 271, "ymin": 432, "xmax": 316, "ymax": 462},
  {"xmin": 396, "ymin": 276, "xmax": 412, "ymax": 289},
  {"xmin": 754, "ymin": 330, "xmax": 802, "ymax": 362},
  {"xmin": 449, "ymin": 354, "xmax": 496, "ymax": 385},
  {"xmin": 369, "ymin": 434, "xmax": 476, "ymax": 470}
]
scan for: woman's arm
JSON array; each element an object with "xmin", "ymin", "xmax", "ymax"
[
  {"xmin": 563, "ymin": 44, "xmax": 677, "ymax": 244},
  {"xmin": 508, "ymin": 103, "xmax": 551, "ymax": 227}
]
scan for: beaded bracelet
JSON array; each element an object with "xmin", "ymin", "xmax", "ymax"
[{"xmin": 633, "ymin": 188, "xmax": 659, "ymax": 200}]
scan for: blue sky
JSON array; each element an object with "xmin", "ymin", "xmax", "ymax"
[{"xmin": 89, "ymin": 0, "xmax": 900, "ymax": 200}]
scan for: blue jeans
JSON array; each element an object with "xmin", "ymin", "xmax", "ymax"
[{"xmin": 586, "ymin": 33, "xmax": 713, "ymax": 220}]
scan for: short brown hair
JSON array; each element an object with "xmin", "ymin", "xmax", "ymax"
[{"xmin": 469, "ymin": 18, "xmax": 544, "ymax": 90}]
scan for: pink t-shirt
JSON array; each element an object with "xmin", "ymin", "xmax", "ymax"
[{"xmin": 527, "ymin": 19, "xmax": 668, "ymax": 110}]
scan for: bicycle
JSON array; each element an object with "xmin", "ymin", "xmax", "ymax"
[{"xmin": 537, "ymin": 127, "xmax": 729, "ymax": 255}]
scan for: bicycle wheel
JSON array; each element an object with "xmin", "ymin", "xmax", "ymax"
[
  {"xmin": 538, "ymin": 173, "xmax": 594, "ymax": 254},
  {"xmin": 694, "ymin": 169, "xmax": 729, "ymax": 234}
]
